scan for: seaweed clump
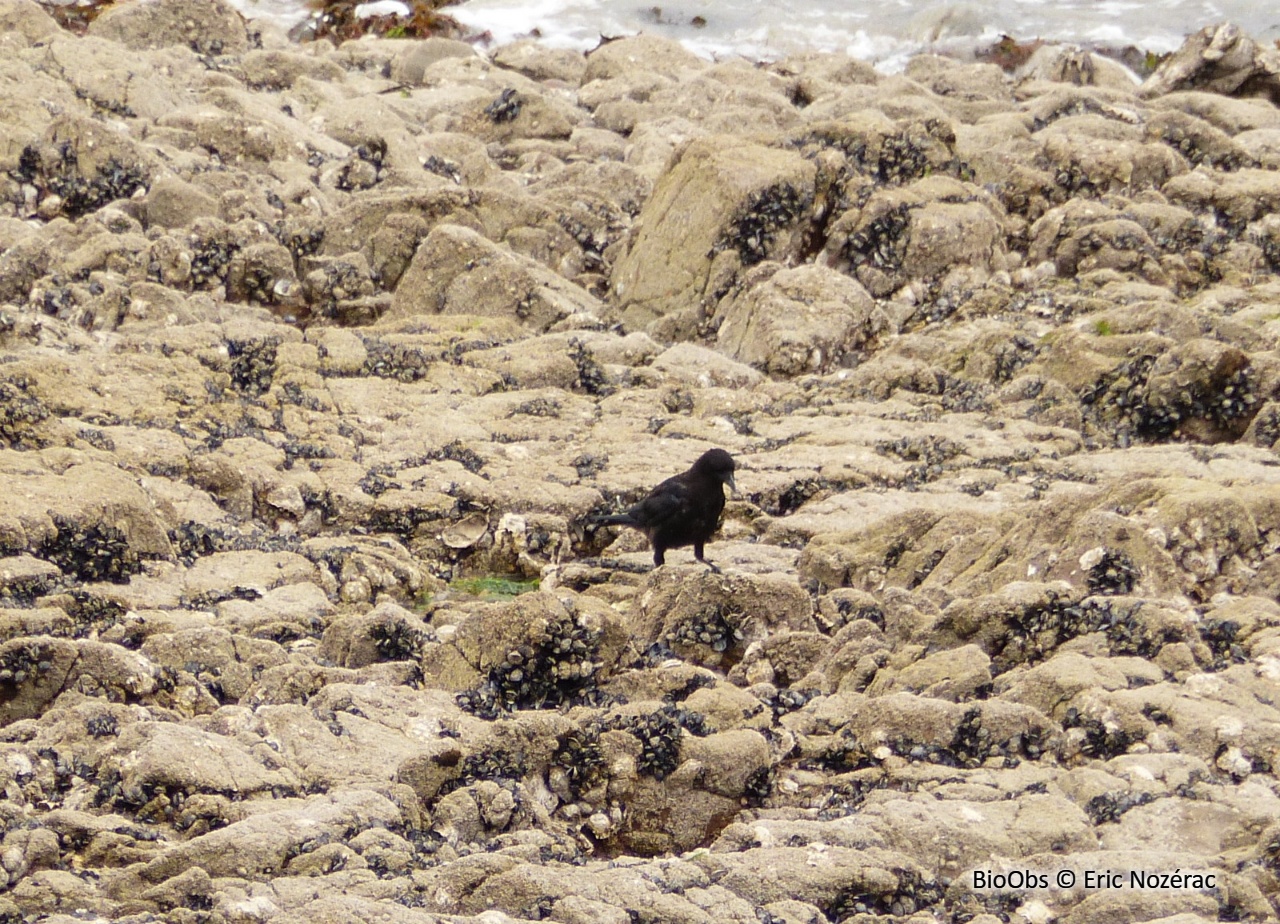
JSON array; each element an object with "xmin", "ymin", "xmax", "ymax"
[{"xmin": 303, "ymin": 1, "xmax": 466, "ymax": 43}]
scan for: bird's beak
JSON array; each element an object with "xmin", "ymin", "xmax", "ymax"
[{"xmin": 726, "ymin": 473, "xmax": 737, "ymax": 495}]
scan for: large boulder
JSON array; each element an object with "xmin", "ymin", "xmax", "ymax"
[
  {"xmin": 1140, "ymin": 22, "xmax": 1280, "ymax": 100},
  {"xmin": 0, "ymin": 459, "xmax": 174, "ymax": 581},
  {"xmin": 715, "ymin": 262, "xmax": 883, "ymax": 375},
  {"xmin": 87, "ymin": 0, "xmax": 249, "ymax": 55},
  {"xmin": 0, "ymin": 0, "xmax": 58, "ymax": 46},
  {"xmin": 388, "ymin": 224, "xmax": 603, "ymax": 331},
  {"xmin": 823, "ymin": 175, "xmax": 1007, "ymax": 297},
  {"xmin": 611, "ymin": 136, "xmax": 817, "ymax": 337}
]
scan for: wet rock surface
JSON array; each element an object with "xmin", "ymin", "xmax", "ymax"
[{"xmin": 1, "ymin": 3, "xmax": 1280, "ymax": 921}]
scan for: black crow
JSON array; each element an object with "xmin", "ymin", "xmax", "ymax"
[{"xmin": 591, "ymin": 448, "xmax": 737, "ymax": 572}]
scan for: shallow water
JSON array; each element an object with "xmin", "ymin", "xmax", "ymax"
[{"xmin": 227, "ymin": 0, "xmax": 1280, "ymax": 69}]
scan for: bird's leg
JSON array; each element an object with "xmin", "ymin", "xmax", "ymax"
[
  {"xmin": 694, "ymin": 543, "xmax": 721, "ymax": 574},
  {"xmin": 653, "ymin": 548, "xmax": 666, "ymax": 568}
]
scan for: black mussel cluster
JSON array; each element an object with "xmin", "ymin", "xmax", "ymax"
[
  {"xmin": 0, "ymin": 377, "xmax": 50, "ymax": 449},
  {"xmin": 227, "ymin": 337, "xmax": 281, "ymax": 397},
  {"xmin": 457, "ymin": 617, "xmax": 605, "ymax": 719},
  {"xmin": 720, "ymin": 183, "xmax": 810, "ymax": 266},
  {"xmin": 39, "ymin": 515, "xmax": 140, "ymax": 584}
]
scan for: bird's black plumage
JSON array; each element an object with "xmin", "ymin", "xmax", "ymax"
[{"xmin": 592, "ymin": 448, "xmax": 737, "ymax": 571}]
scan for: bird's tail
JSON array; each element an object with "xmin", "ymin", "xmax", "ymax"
[{"xmin": 587, "ymin": 513, "xmax": 637, "ymax": 526}]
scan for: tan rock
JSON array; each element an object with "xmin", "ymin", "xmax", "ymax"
[
  {"xmin": 182, "ymin": 551, "xmax": 321, "ymax": 602},
  {"xmin": 717, "ymin": 262, "xmax": 882, "ymax": 375},
  {"xmin": 3, "ymin": 18, "xmax": 1280, "ymax": 923},
  {"xmin": 1019, "ymin": 44, "xmax": 1140, "ymax": 90},
  {"xmin": 1141, "ymin": 22, "xmax": 1280, "ymax": 100},
  {"xmin": 581, "ymin": 34, "xmax": 706, "ymax": 83},
  {"xmin": 240, "ymin": 49, "xmax": 347, "ymax": 90},
  {"xmin": 389, "ymin": 223, "xmax": 602, "ymax": 331},
  {"xmin": 612, "ymin": 136, "xmax": 817, "ymax": 335},
  {"xmin": 146, "ymin": 175, "xmax": 219, "ymax": 230},
  {"xmin": 44, "ymin": 35, "xmax": 191, "ymax": 122},
  {"xmin": 493, "ymin": 40, "xmax": 586, "ymax": 84},
  {"xmin": 869, "ymin": 643, "xmax": 992, "ymax": 701},
  {"xmin": 0, "ymin": 0, "xmax": 57, "ymax": 46},
  {"xmin": 650, "ymin": 342, "xmax": 764, "ymax": 389},
  {"xmin": 88, "ymin": 0, "xmax": 249, "ymax": 55},
  {"xmin": 390, "ymin": 38, "xmax": 480, "ymax": 85}
]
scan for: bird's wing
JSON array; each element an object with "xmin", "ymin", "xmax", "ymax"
[{"xmin": 629, "ymin": 477, "xmax": 693, "ymax": 528}]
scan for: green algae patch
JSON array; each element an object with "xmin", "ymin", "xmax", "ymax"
[{"xmin": 449, "ymin": 576, "xmax": 541, "ymax": 600}]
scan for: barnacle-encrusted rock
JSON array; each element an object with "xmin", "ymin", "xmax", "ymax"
[
  {"xmin": 87, "ymin": 0, "xmax": 249, "ymax": 55},
  {"xmin": 0, "ymin": 636, "xmax": 155, "ymax": 723},
  {"xmin": 604, "ymin": 722, "xmax": 773, "ymax": 854},
  {"xmin": 2, "ymin": 460, "xmax": 173, "ymax": 576},
  {"xmin": 715, "ymin": 262, "xmax": 882, "ymax": 375},
  {"xmin": 0, "ymin": 378, "xmax": 55, "ymax": 449},
  {"xmin": 2, "ymin": 12, "xmax": 1280, "ymax": 924},
  {"xmin": 15, "ymin": 115, "xmax": 151, "ymax": 221},
  {"xmin": 1140, "ymin": 22, "xmax": 1280, "ymax": 100},
  {"xmin": 1029, "ymin": 206, "xmax": 1168, "ymax": 282},
  {"xmin": 867, "ymin": 643, "xmax": 993, "ymax": 701},
  {"xmin": 633, "ymin": 569, "xmax": 816, "ymax": 669},
  {"xmin": 227, "ymin": 242, "xmax": 300, "ymax": 309},
  {"xmin": 319, "ymin": 600, "xmax": 433, "ymax": 668},
  {"xmin": 97, "ymin": 720, "xmax": 299, "ymax": 813},
  {"xmin": 140, "ymin": 625, "xmax": 288, "ymax": 705},
  {"xmin": 135, "ymin": 789, "xmax": 401, "ymax": 886},
  {"xmin": 437, "ymin": 590, "xmax": 628, "ymax": 716},
  {"xmin": 612, "ymin": 136, "xmax": 817, "ymax": 336},
  {"xmin": 389, "ymin": 224, "xmax": 603, "ymax": 332},
  {"xmin": 824, "ymin": 175, "xmax": 1008, "ymax": 297},
  {"xmin": 1139, "ymin": 337, "xmax": 1258, "ymax": 442}
]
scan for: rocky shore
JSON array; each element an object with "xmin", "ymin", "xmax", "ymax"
[{"xmin": 3, "ymin": 1, "xmax": 1280, "ymax": 921}]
